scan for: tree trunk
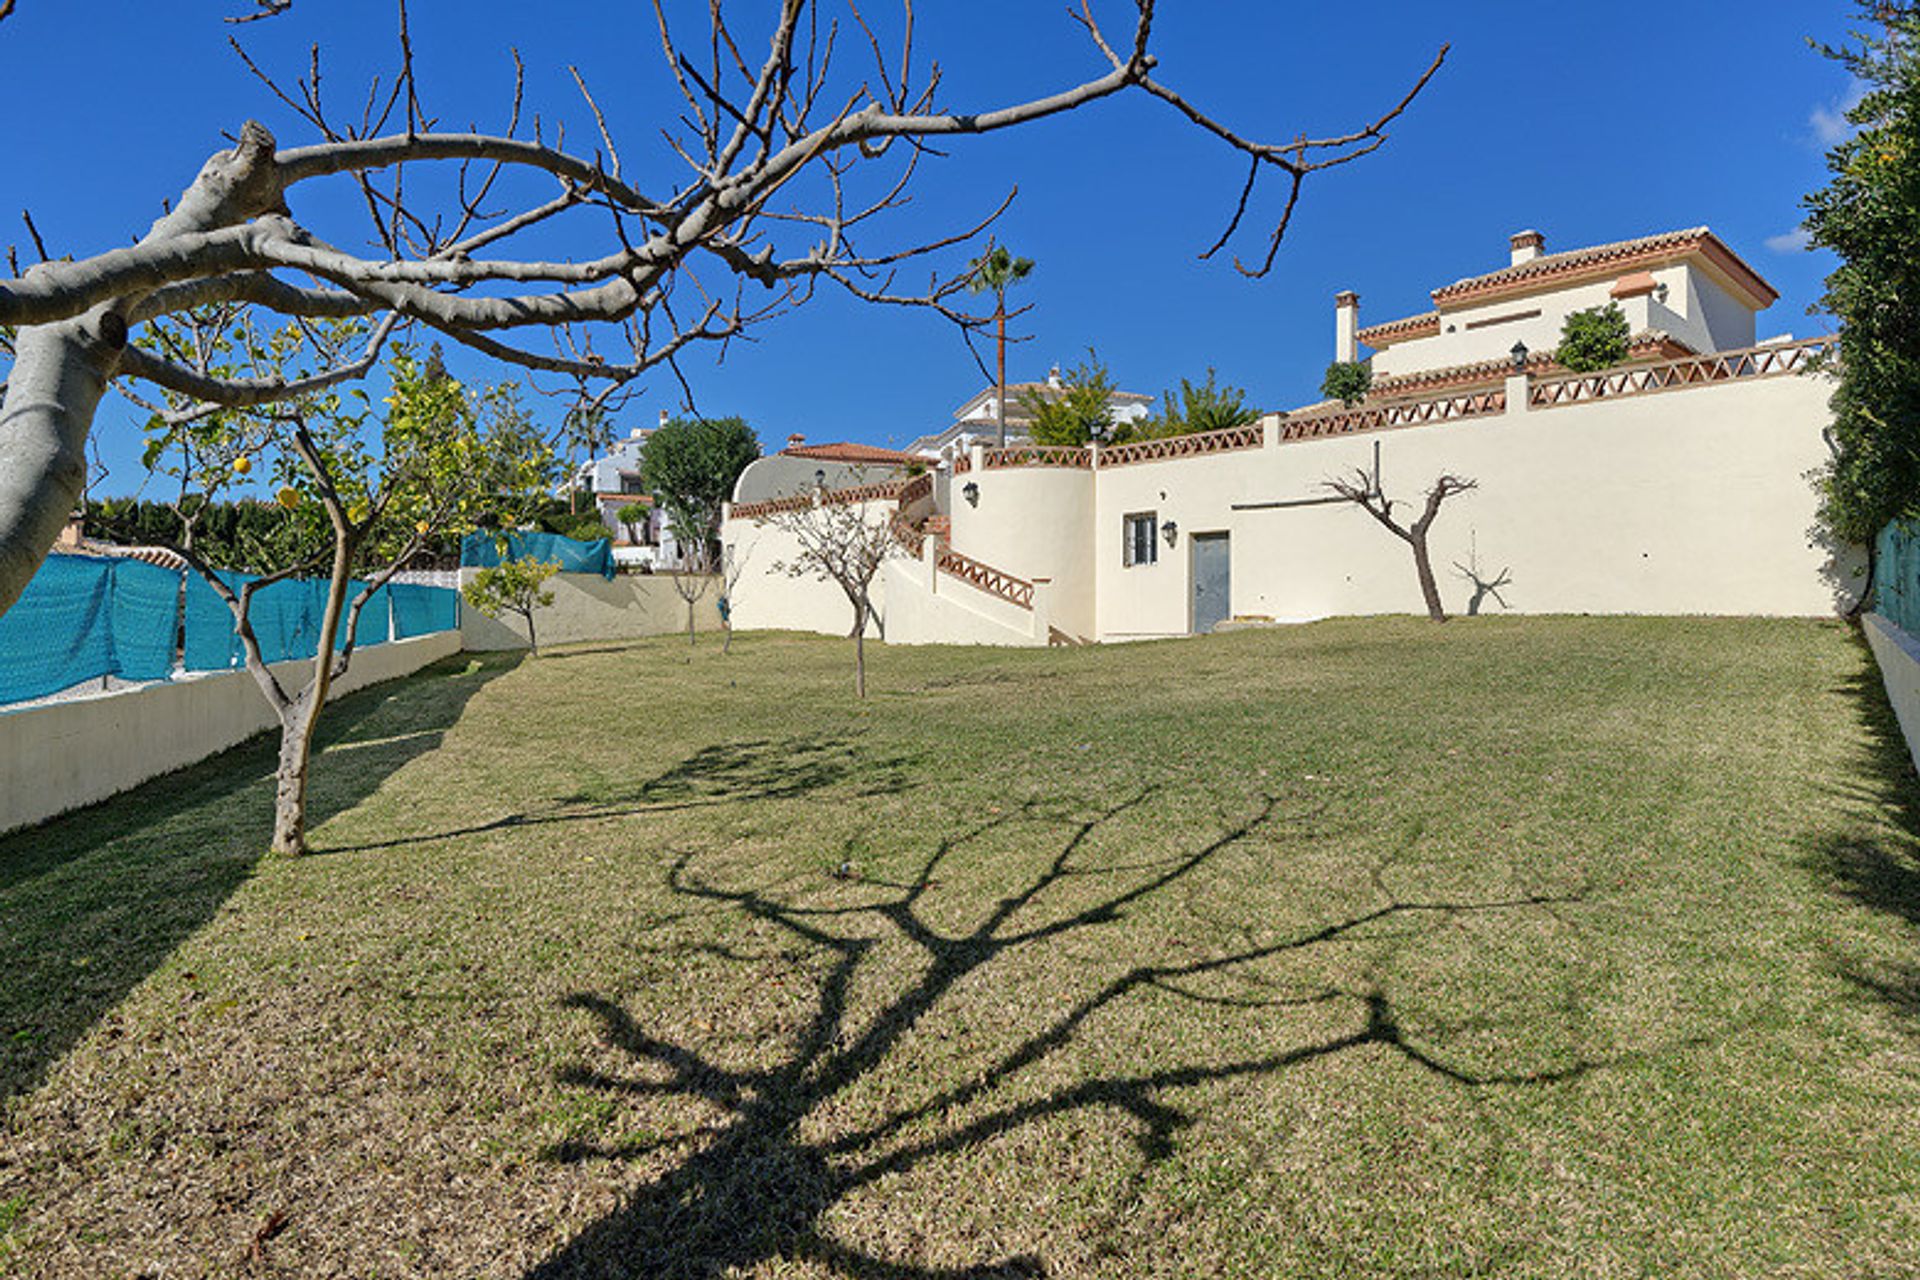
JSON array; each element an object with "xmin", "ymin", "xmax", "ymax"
[
  {"xmin": 0, "ymin": 313, "xmax": 122, "ymax": 615},
  {"xmin": 270, "ymin": 696, "xmax": 322, "ymax": 855},
  {"xmin": 687, "ymin": 596, "xmax": 697, "ymax": 646},
  {"xmin": 995, "ymin": 301, "xmax": 1008, "ymax": 449},
  {"xmin": 723, "ymin": 620, "xmax": 734, "ymax": 654},
  {"xmin": 1843, "ymin": 538, "xmax": 1878, "ymax": 622},
  {"xmin": 266, "ymin": 530, "xmax": 354, "ymax": 854},
  {"xmin": 1409, "ymin": 533, "xmax": 1447, "ymax": 623},
  {"xmin": 523, "ymin": 606, "xmax": 540, "ymax": 656}
]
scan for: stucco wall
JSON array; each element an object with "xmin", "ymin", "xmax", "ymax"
[
  {"xmin": 732, "ymin": 456, "xmax": 906, "ymax": 504},
  {"xmin": 1368, "ymin": 262, "xmax": 1750, "ymax": 376},
  {"xmin": 458, "ymin": 570, "xmax": 723, "ymax": 651},
  {"xmin": 1863, "ymin": 612, "xmax": 1920, "ymax": 779},
  {"xmin": 0, "ymin": 631, "xmax": 461, "ymax": 835},
  {"xmin": 947, "ymin": 457, "xmax": 1098, "ymax": 638},
  {"xmin": 720, "ymin": 503, "xmax": 892, "ymax": 638},
  {"xmin": 881, "ymin": 556, "xmax": 1039, "ymax": 646},
  {"xmin": 1087, "ymin": 370, "xmax": 1846, "ymax": 636}
]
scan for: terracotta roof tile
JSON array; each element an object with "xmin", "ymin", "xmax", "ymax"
[
  {"xmin": 1431, "ymin": 227, "xmax": 1777, "ymax": 308},
  {"xmin": 781, "ymin": 442, "xmax": 921, "ymax": 465}
]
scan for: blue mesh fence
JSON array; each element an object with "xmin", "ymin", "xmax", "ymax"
[
  {"xmin": 0, "ymin": 554, "xmax": 183, "ymax": 704},
  {"xmin": 391, "ymin": 582, "xmax": 460, "ymax": 638},
  {"xmin": 110, "ymin": 558, "xmax": 185, "ymax": 682},
  {"xmin": 1877, "ymin": 520, "xmax": 1920, "ymax": 636},
  {"xmin": 183, "ymin": 573, "xmax": 392, "ymax": 671},
  {"xmin": 462, "ymin": 530, "xmax": 613, "ymax": 579}
]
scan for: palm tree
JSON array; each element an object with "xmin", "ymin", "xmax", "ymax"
[{"xmin": 965, "ymin": 244, "xmax": 1035, "ymax": 448}]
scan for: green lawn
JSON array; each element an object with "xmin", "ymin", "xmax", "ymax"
[{"xmin": 2, "ymin": 618, "xmax": 1917, "ymax": 1278}]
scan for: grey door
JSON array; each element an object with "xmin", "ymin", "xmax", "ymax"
[{"xmin": 1192, "ymin": 533, "xmax": 1231, "ymax": 633}]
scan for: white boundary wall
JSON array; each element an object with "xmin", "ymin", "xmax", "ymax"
[
  {"xmin": 458, "ymin": 570, "xmax": 723, "ymax": 651},
  {"xmin": 1864, "ymin": 612, "xmax": 1920, "ymax": 778},
  {"xmin": 0, "ymin": 631, "xmax": 460, "ymax": 835}
]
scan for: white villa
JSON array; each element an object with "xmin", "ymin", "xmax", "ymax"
[
  {"xmin": 904, "ymin": 366, "xmax": 1154, "ymax": 458},
  {"xmin": 723, "ymin": 227, "xmax": 1848, "ymax": 645},
  {"xmin": 573, "ymin": 418, "xmax": 693, "ymax": 569}
]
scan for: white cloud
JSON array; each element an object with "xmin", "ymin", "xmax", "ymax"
[
  {"xmin": 1810, "ymin": 81, "xmax": 1868, "ymax": 147},
  {"xmin": 1766, "ymin": 228, "xmax": 1813, "ymax": 254}
]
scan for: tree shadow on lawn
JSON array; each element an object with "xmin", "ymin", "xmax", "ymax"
[
  {"xmin": 1812, "ymin": 631, "xmax": 1920, "ymax": 1028},
  {"xmin": 320, "ymin": 732, "xmax": 915, "ymax": 855},
  {"xmin": 0, "ymin": 652, "xmax": 518, "ymax": 1104},
  {"xmin": 524, "ymin": 789, "xmax": 1640, "ymax": 1279}
]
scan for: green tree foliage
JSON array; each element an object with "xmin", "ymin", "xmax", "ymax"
[
  {"xmin": 1804, "ymin": 2, "xmax": 1920, "ymax": 573},
  {"xmin": 1021, "ymin": 351, "xmax": 1121, "ymax": 446},
  {"xmin": 137, "ymin": 324, "xmax": 557, "ymax": 853},
  {"xmin": 1320, "ymin": 361, "xmax": 1373, "ymax": 408},
  {"xmin": 616, "ymin": 502, "xmax": 650, "ymax": 544},
  {"xmin": 463, "ymin": 556, "xmax": 562, "ymax": 656},
  {"xmin": 1553, "ymin": 303, "xmax": 1630, "ymax": 373},
  {"xmin": 1137, "ymin": 368, "xmax": 1260, "ymax": 437},
  {"xmin": 84, "ymin": 496, "xmax": 303, "ymax": 572},
  {"xmin": 639, "ymin": 415, "xmax": 761, "ymax": 555}
]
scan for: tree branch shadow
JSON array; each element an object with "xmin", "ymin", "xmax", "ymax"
[
  {"xmin": 318, "ymin": 733, "xmax": 916, "ymax": 855},
  {"xmin": 523, "ymin": 788, "xmax": 1631, "ymax": 1278}
]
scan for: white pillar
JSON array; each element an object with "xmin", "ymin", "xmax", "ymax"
[
  {"xmin": 1334, "ymin": 291, "xmax": 1360, "ymax": 364},
  {"xmin": 1261, "ymin": 412, "xmax": 1280, "ymax": 450},
  {"xmin": 1505, "ymin": 371, "xmax": 1531, "ymax": 415}
]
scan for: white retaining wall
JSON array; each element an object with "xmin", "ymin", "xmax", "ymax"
[
  {"xmin": 458, "ymin": 570, "xmax": 724, "ymax": 650},
  {"xmin": 1864, "ymin": 612, "xmax": 1920, "ymax": 778},
  {"xmin": 0, "ymin": 630, "xmax": 461, "ymax": 835}
]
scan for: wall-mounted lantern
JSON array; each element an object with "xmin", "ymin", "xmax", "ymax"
[
  {"xmin": 813, "ymin": 468, "xmax": 828, "ymax": 489},
  {"xmin": 1162, "ymin": 519, "xmax": 1179, "ymax": 547},
  {"xmin": 962, "ymin": 481, "xmax": 980, "ymax": 507},
  {"xmin": 1509, "ymin": 341, "xmax": 1529, "ymax": 373}
]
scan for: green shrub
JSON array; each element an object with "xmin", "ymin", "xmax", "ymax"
[
  {"xmin": 1320, "ymin": 361, "xmax": 1372, "ymax": 407},
  {"xmin": 1553, "ymin": 303, "xmax": 1630, "ymax": 373}
]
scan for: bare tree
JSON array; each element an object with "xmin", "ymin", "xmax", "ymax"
[
  {"xmin": 1453, "ymin": 539, "xmax": 1513, "ymax": 616},
  {"xmin": 668, "ymin": 536, "xmax": 712, "ymax": 648},
  {"xmin": 1323, "ymin": 469, "xmax": 1478, "ymax": 623},
  {"xmin": 0, "ymin": 2, "xmax": 1445, "ymax": 618},
  {"xmin": 767, "ymin": 497, "xmax": 898, "ymax": 697},
  {"xmin": 717, "ymin": 536, "xmax": 755, "ymax": 655}
]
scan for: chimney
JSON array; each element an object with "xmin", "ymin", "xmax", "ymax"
[
  {"xmin": 1046, "ymin": 365, "xmax": 1062, "ymax": 390},
  {"xmin": 1334, "ymin": 290, "xmax": 1361, "ymax": 364},
  {"xmin": 56, "ymin": 510, "xmax": 84, "ymax": 551},
  {"xmin": 1510, "ymin": 229, "xmax": 1545, "ymax": 266},
  {"xmin": 786, "ymin": 432, "xmax": 806, "ymax": 451},
  {"xmin": 658, "ymin": 408, "xmax": 669, "ymax": 428}
]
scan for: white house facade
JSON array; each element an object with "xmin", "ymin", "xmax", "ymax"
[{"xmin": 723, "ymin": 228, "xmax": 1851, "ymax": 646}]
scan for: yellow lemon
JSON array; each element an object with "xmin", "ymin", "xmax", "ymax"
[
  {"xmin": 231, "ymin": 456, "xmax": 252, "ymax": 476},
  {"xmin": 416, "ymin": 520, "xmax": 432, "ymax": 535},
  {"xmin": 276, "ymin": 487, "xmax": 301, "ymax": 510}
]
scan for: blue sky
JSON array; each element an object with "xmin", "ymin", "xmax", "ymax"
[{"xmin": 0, "ymin": 1, "xmax": 1864, "ymax": 491}]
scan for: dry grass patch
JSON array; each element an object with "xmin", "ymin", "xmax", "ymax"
[{"xmin": 1, "ymin": 619, "xmax": 1917, "ymax": 1277}]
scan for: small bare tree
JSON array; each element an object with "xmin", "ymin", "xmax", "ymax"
[
  {"xmin": 668, "ymin": 535, "xmax": 712, "ymax": 648},
  {"xmin": 1453, "ymin": 538, "xmax": 1513, "ymax": 616},
  {"xmin": 767, "ymin": 499, "xmax": 898, "ymax": 698},
  {"xmin": 0, "ymin": 2, "xmax": 1446, "ymax": 619},
  {"xmin": 1323, "ymin": 469, "xmax": 1478, "ymax": 623},
  {"xmin": 717, "ymin": 537, "xmax": 756, "ymax": 655}
]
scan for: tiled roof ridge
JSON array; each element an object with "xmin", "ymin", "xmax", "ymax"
[
  {"xmin": 1431, "ymin": 226, "xmax": 1775, "ymax": 307},
  {"xmin": 781, "ymin": 442, "xmax": 921, "ymax": 463},
  {"xmin": 1370, "ymin": 329, "xmax": 1699, "ymax": 396}
]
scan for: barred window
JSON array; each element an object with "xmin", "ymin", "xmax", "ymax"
[{"xmin": 1123, "ymin": 512, "xmax": 1157, "ymax": 567}]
